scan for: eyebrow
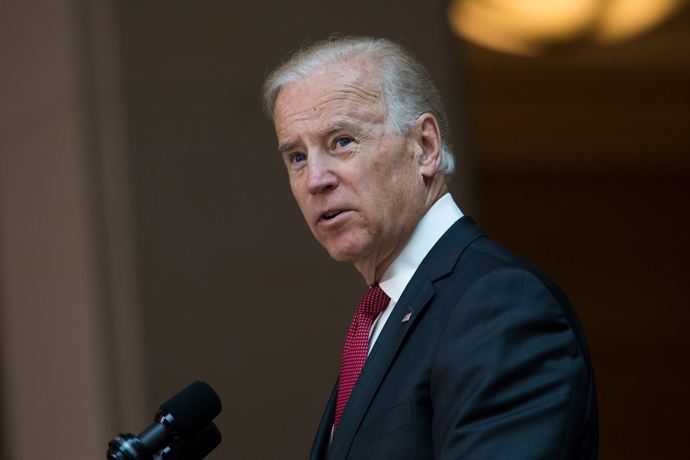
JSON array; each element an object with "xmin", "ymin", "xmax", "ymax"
[
  {"xmin": 323, "ymin": 122, "xmax": 358, "ymax": 137},
  {"xmin": 277, "ymin": 141, "xmax": 296, "ymax": 154}
]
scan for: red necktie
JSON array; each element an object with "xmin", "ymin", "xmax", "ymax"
[{"xmin": 333, "ymin": 285, "xmax": 390, "ymax": 434}]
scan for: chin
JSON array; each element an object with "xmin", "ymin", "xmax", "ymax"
[
  {"xmin": 325, "ymin": 247, "xmax": 361, "ymax": 264},
  {"xmin": 322, "ymin": 238, "xmax": 372, "ymax": 265}
]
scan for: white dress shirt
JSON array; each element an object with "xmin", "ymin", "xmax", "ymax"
[
  {"xmin": 330, "ymin": 193, "xmax": 463, "ymax": 441},
  {"xmin": 368, "ymin": 193, "xmax": 463, "ymax": 354}
]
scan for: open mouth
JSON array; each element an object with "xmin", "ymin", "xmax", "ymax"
[{"xmin": 323, "ymin": 210, "xmax": 343, "ymax": 220}]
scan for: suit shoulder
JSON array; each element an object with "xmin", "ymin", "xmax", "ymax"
[{"xmin": 438, "ymin": 231, "xmax": 594, "ymax": 378}]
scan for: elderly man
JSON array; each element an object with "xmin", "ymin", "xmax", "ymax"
[{"xmin": 263, "ymin": 36, "xmax": 598, "ymax": 460}]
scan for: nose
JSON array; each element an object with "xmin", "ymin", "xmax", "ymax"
[{"xmin": 307, "ymin": 153, "xmax": 338, "ymax": 194}]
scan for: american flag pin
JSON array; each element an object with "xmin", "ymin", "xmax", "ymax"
[{"xmin": 402, "ymin": 312, "xmax": 412, "ymax": 323}]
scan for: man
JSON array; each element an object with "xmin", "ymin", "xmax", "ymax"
[{"xmin": 263, "ymin": 36, "xmax": 598, "ymax": 460}]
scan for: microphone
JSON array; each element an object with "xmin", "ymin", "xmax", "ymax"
[
  {"xmin": 154, "ymin": 422, "xmax": 222, "ymax": 460},
  {"xmin": 107, "ymin": 381, "xmax": 222, "ymax": 460}
]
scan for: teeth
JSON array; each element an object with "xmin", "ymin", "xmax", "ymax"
[{"xmin": 324, "ymin": 211, "xmax": 341, "ymax": 219}]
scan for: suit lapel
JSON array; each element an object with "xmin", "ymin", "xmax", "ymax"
[
  {"xmin": 309, "ymin": 380, "xmax": 338, "ymax": 460},
  {"xmin": 327, "ymin": 272, "xmax": 435, "ymax": 459},
  {"xmin": 326, "ymin": 217, "xmax": 486, "ymax": 460}
]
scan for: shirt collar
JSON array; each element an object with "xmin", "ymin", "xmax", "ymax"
[{"xmin": 378, "ymin": 193, "xmax": 463, "ymax": 302}]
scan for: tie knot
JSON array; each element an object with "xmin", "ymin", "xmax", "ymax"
[{"xmin": 357, "ymin": 285, "xmax": 390, "ymax": 318}]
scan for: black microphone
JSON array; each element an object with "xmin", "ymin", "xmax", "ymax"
[
  {"xmin": 154, "ymin": 422, "xmax": 222, "ymax": 460},
  {"xmin": 107, "ymin": 381, "xmax": 222, "ymax": 460}
]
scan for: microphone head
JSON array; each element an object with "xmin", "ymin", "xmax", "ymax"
[
  {"xmin": 164, "ymin": 422, "xmax": 222, "ymax": 460},
  {"xmin": 159, "ymin": 381, "xmax": 222, "ymax": 440}
]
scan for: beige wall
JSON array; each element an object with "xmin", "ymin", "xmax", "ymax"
[{"xmin": 0, "ymin": 1, "xmax": 146, "ymax": 459}]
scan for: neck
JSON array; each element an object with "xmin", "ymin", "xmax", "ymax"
[{"xmin": 357, "ymin": 175, "xmax": 448, "ymax": 286}]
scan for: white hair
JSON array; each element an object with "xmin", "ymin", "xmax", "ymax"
[{"xmin": 262, "ymin": 35, "xmax": 455, "ymax": 176}]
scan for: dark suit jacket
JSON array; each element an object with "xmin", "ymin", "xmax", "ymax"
[{"xmin": 309, "ymin": 217, "xmax": 598, "ymax": 460}]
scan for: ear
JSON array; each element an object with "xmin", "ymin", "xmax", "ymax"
[{"xmin": 414, "ymin": 113, "xmax": 443, "ymax": 178}]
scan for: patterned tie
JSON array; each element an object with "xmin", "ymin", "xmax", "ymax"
[{"xmin": 333, "ymin": 285, "xmax": 390, "ymax": 434}]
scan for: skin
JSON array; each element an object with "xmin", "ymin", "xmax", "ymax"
[{"xmin": 273, "ymin": 56, "xmax": 448, "ymax": 285}]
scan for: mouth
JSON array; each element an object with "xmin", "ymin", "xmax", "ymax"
[
  {"xmin": 322, "ymin": 210, "xmax": 343, "ymax": 220},
  {"xmin": 318, "ymin": 208, "xmax": 352, "ymax": 225}
]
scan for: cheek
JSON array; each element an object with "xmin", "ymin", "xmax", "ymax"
[
  {"xmin": 289, "ymin": 178, "xmax": 311, "ymax": 216},
  {"xmin": 385, "ymin": 169, "xmax": 425, "ymax": 219}
]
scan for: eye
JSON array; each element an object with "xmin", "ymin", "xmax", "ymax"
[
  {"xmin": 291, "ymin": 153, "xmax": 306, "ymax": 163},
  {"xmin": 336, "ymin": 137, "xmax": 352, "ymax": 148}
]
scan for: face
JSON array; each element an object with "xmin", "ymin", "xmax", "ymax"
[{"xmin": 273, "ymin": 60, "xmax": 429, "ymax": 283}]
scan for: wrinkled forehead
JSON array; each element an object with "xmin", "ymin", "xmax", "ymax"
[{"xmin": 274, "ymin": 60, "xmax": 385, "ymax": 126}]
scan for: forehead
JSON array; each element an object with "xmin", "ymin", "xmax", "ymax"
[{"xmin": 274, "ymin": 61, "xmax": 385, "ymax": 138}]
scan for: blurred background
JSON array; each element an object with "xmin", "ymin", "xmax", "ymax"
[{"xmin": 1, "ymin": 0, "xmax": 688, "ymax": 459}]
